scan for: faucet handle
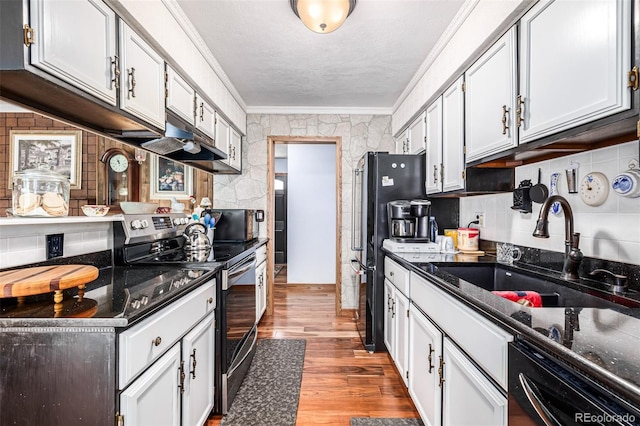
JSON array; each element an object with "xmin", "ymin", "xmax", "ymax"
[{"xmin": 589, "ymin": 268, "xmax": 628, "ymax": 293}]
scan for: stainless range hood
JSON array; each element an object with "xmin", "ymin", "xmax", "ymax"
[{"xmin": 115, "ymin": 110, "xmax": 228, "ymax": 172}]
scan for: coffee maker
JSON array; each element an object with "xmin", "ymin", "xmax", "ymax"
[
  {"xmin": 410, "ymin": 199, "xmax": 434, "ymax": 241},
  {"xmin": 387, "ymin": 199, "xmax": 434, "ymax": 242}
]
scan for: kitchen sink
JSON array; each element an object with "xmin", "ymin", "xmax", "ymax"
[{"xmin": 435, "ymin": 263, "xmax": 640, "ymax": 309}]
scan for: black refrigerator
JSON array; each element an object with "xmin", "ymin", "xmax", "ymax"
[{"xmin": 351, "ymin": 152, "xmax": 426, "ymax": 352}]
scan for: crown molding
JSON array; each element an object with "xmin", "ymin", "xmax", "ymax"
[
  {"xmin": 162, "ymin": 0, "xmax": 247, "ymax": 111},
  {"xmin": 392, "ymin": 0, "xmax": 480, "ymax": 113},
  {"xmin": 245, "ymin": 106, "xmax": 392, "ymax": 116}
]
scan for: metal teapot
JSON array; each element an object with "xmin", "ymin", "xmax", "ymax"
[{"xmin": 183, "ymin": 222, "xmax": 211, "ymax": 253}]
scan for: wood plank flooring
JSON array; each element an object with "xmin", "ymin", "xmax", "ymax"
[{"xmin": 207, "ymin": 266, "xmax": 420, "ymax": 425}]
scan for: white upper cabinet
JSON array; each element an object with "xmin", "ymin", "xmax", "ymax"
[
  {"xmin": 407, "ymin": 113, "xmax": 426, "ymax": 154},
  {"xmin": 225, "ymin": 127, "xmax": 243, "ymax": 171},
  {"xmin": 425, "ymin": 76, "xmax": 465, "ymax": 195},
  {"xmin": 119, "ymin": 20, "xmax": 165, "ymax": 129},
  {"xmin": 214, "ymin": 114, "xmax": 230, "ymax": 156},
  {"xmin": 425, "ymin": 97, "xmax": 443, "ymax": 194},
  {"xmin": 395, "ymin": 131, "xmax": 409, "ymax": 154},
  {"xmin": 518, "ymin": 0, "xmax": 631, "ymax": 144},
  {"xmin": 29, "ymin": 0, "xmax": 117, "ymax": 105},
  {"xmin": 465, "ymin": 26, "xmax": 518, "ymax": 163},
  {"xmin": 441, "ymin": 77, "xmax": 465, "ymax": 192},
  {"xmin": 195, "ymin": 95, "xmax": 216, "ymax": 139},
  {"xmin": 166, "ymin": 66, "xmax": 195, "ymax": 125}
]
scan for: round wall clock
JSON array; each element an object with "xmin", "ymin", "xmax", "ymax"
[
  {"xmin": 109, "ymin": 153, "xmax": 129, "ymax": 173},
  {"xmin": 579, "ymin": 172, "xmax": 609, "ymax": 206}
]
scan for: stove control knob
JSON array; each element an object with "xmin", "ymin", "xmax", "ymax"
[
  {"xmin": 140, "ymin": 296, "xmax": 149, "ymax": 305},
  {"xmin": 140, "ymin": 219, "xmax": 149, "ymax": 229},
  {"xmin": 173, "ymin": 218, "xmax": 182, "ymax": 226},
  {"xmin": 180, "ymin": 218, "xmax": 188, "ymax": 225},
  {"xmin": 131, "ymin": 299, "xmax": 141, "ymax": 309},
  {"xmin": 131, "ymin": 220, "xmax": 142, "ymax": 230}
]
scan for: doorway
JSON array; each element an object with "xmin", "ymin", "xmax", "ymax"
[
  {"xmin": 267, "ymin": 136, "xmax": 342, "ymax": 316},
  {"xmin": 274, "ymin": 173, "xmax": 287, "ymax": 273}
]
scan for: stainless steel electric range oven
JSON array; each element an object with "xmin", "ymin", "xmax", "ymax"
[{"xmin": 113, "ymin": 213, "xmax": 260, "ymax": 414}]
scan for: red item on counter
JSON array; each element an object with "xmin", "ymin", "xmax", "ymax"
[{"xmin": 492, "ymin": 290, "xmax": 543, "ymax": 308}]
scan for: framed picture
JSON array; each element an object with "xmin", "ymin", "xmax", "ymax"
[
  {"xmin": 150, "ymin": 154, "xmax": 193, "ymax": 200},
  {"xmin": 9, "ymin": 130, "xmax": 83, "ymax": 189}
]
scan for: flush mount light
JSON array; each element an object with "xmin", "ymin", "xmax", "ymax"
[{"xmin": 290, "ymin": 0, "xmax": 356, "ymax": 34}]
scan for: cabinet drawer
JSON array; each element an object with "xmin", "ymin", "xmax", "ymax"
[
  {"xmin": 384, "ymin": 257, "xmax": 410, "ymax": 296},
  {"xmin": 410, "ymin": 272, "xmax": 512, "ymax": 390},
  {"xmin": 118, "ymin": 280, "xmax": 215, "ymax": 389},
  {"xmin": 256, "ymin": 244, "xmax": 267, "ymax": 266}
]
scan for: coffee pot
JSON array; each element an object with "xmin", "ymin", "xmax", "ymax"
[
  {"xmin": 410, "ymin": 199, "xmax": 434, "ymax": 241},
  {"xmin": 387, "ymin": 200, "xmax": 415, "ymax": 241}
]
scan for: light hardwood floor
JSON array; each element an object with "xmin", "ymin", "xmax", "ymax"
[{"xmin": 208, "ymin": 266, "xmax": 420, "ymax": 425}]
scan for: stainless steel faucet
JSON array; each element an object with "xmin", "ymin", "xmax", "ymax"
[{"xmin": 532, "ymin": 195, "xmax": 583, "ymax": 280}]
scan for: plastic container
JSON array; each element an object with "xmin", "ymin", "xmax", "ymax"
[
  {"xmin": 12, "ymin": 168, "xmax": 70, "ymax": 217},
  {"xmin": 457, "ymin": 227, "xmax": 479, "ymax": 251}
]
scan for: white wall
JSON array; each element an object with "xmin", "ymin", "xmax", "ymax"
[
  {"xmin": 287, "ymin": 144, "xmax": 336, "ymax": 283},
  {"xmin": 460, "ymin": 141, "xmax": 640, "ymax": 266}
]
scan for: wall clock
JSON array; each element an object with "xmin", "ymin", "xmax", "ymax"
[
  {"xmin": 100, "ymin": 148, "xmax": 139, "ymax": 208},
  {"xmin": 579, "ymin": 172, "xmax": 609, "ymax": 206}
]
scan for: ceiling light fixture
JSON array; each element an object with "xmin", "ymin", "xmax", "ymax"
[{"xmin": 290, "ymin": 0, "xmax": 356, "ymax": 34}]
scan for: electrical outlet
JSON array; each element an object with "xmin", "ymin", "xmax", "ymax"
[
  {"xmin": 46, "ymin": 234, "xmax": 64, "ymax": 259},
  {"xmin": 475, "ymin": 213, "xmax": 485, "ymax": 227}
]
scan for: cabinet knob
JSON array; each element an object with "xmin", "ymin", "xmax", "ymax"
[
  {"xmin": 153, "ymin": 336, "xmax": 162, "ymax": 346},
  {"xmin": 208, "ymin": 297, "xmax": 214, "ymax": 304}
]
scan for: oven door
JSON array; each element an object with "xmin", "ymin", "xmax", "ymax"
[
  {"xmin": 508, "ymin": 341, "xmax": 640, "ymax": 426},
  {"xmin": 220, "ymin": 253, "xmax": 257, "ymax": 413}
]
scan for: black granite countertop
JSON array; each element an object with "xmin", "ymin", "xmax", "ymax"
[{"xmin": 384, "ymin": 250, "xmax": 640, "ymax": 407}]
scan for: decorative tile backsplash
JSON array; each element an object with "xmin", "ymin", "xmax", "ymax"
[{"xmin": 461, "ymin": 141, "xmax": 640, "ymax": 266}]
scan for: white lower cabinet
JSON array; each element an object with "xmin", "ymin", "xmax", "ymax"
[
  {"xmin": 118, "ymin": 281, "xmax": 216, "ymax": 426},
  {"xmin": 442, "ymin": 338, "xmax": 507, "ymax": 426},
  {"xmin": 384, "ymin": 279, "xmax": 410, "ymax": 386},
  {"xmin": 120, "ymin": 343, "xmax": 182, "ymax": 426},
  {"xmin": 406, "ymin": 272, "xmax": 512, "ymax": 426},
  {"xmin": 256, "ymin": 259, "xmax": 267, "ymax": 323},
  {"xmin": 182, "ymin": 314, "xmax": 215, "ymax": 426},
  {"xmin": 408, "ymin": 304, "xmax": 442, "ymax": 426}
]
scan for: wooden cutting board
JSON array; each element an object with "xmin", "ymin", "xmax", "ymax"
[
  {"xmin": 0, "ymin": 265, "xmax": 99, "ymax": 298},
  {"xmin": 458, "ymin": 250, "xmax": 486, "ymax": 256}
]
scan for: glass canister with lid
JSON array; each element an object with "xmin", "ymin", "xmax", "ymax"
[{"xmin": 12, "ymin": 168, "xmax": 70, "ymax": 217}]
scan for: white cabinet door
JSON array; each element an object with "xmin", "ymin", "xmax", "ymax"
[
  {"xmin": 120, "ymin": 343, "xmax": 181, "ymax": 426},
  {"xmin": 394, "ymin": 131, "xmax": 409, "ymax": 154},
  {"xmin": 166, "ymin": 66, "xmax": 195, "ymax": 125},
  {"xmin": 441, "ymin": 76, "xmax": 465, "ymax": 193},
  {"xmin": 408, "ymin": 304, "xmax": 443, "ymax": 426},
  {"xmin": 465, "ymin": 27, "xmax": 518, "ymax": 163},
  {"xmin": 214, "ymin": 114, "xmax": 230, "ymax": 156},
  {"xmin": 518, "ymin": 0, "xmax": 631, "ymax": 144},
  {"xmin": 383, "ymin": 279, "xmax": 394, "ymax": 354},
  {"xmin": 228, "ymin": 128, "xmax": 242, "ymax": 171},
  {"xmin": 195, "ymin": 96, "xmax": 216, "ymax": 139},
  {"xmin": 442, "ymin": 339, "xmax": 507, "ymax": 426},
  {"xmin": 119, "ymin": 21, "xmax": 165, "ymax": 129},
  {"xmin": 182, "ymin": 314, "xmax": 215, "ymax": 426},
  {"xmin": 407, "ymin": 113, "xmax": 426, "ymax": 154},
  {"xmin": 30, "ymin": 0, "xmax": 117, "ymax": 105},
  {"xmin": 425, "ymin": 97, "xmax": 442, "ymax": 194},
  {"xmin": 394, "ymin": 290, "xmax": 410, "ymax": 387},
  {"xmin": 256, "ymin": 260, "xmax": 267, "ymax": 323}
]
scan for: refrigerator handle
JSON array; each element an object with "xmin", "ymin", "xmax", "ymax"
[
  {"xmin": 350, "ymin": 258, "xmax": 366, "ymax": 275},
  {"xmin": 351, "ymin": 166, "xmax": 364, "ymax": 251}
]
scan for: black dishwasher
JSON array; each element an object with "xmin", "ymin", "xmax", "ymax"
[{"xmin": 508, "ymin": 340, "xmax": 640, "ymax": 425}]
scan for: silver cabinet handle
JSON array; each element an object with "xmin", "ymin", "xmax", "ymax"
[
  {"xmin": 111, "ymin": 56, "xmax": 120, "ymax": 90},
  {"xmin": 128, "ymin": 67, "xmax": 136, "ymax": 98},
  {"xmin": 190, "ymin": 348, "xmax": 197, "ymax": 379},
  {"xmin": 501, "ymin": 105, "xmax": 509, "ymax": 135}
]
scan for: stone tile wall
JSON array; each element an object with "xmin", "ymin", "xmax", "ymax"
[{"xmin": 214, "ymin": 114, "xmax": 395, "ymax": 309}]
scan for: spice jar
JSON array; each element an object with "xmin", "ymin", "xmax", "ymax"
[{"xmin": 12, "ymin": 168, "xmax": 70, "ymax": 217}]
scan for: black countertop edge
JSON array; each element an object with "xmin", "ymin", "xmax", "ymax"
[
  {"xmin": 217, "ymin": 238, "xmax": 268, "ymax": 268},
  {"xmin": 383, "ymin": 250, "xmax": 640, "ymax": 407}
]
